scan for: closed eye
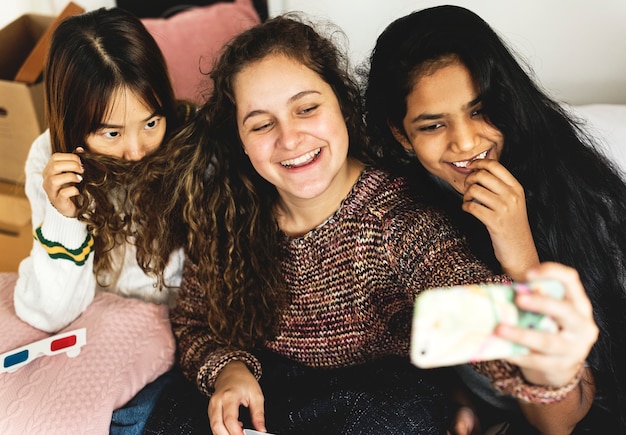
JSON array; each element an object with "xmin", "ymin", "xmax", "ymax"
[
  {"xmin": 251, "ymin": 121, "xmax": 273, "ymax": 132},
  {"xmin": 299, "ymin": 104, "xmax": 318, "ymax": 115}
]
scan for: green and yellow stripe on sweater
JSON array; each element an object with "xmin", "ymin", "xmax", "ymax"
[{"xmin": 34, "ymin": 226, "xmax": 94, "ymax": 266}]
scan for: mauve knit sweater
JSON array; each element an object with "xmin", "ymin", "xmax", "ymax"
[{"xmin": 172, "ymin": 167, "xmax": 578, "ymax": 404}]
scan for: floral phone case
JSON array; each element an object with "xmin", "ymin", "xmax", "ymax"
[{"xmin": 410, "ymin": 280, "xmax": 564, "ymax": 368}]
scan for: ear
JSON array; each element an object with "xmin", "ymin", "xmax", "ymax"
[{"xmin": 388, "ymin": 122, "xmax": 413, "ymax": 151}]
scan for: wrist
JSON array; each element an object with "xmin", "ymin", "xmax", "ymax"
[{"xmin": 496, "ymin": 363, "xmax": 585, "ymax": 404}]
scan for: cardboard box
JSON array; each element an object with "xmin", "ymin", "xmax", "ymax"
[
  {"xmin": 0, "ymin": 2, "xmax": 84, "ymax": 186},
  {"xmin": 0, "ymin": 13, "xmax": 53, "ymax": 185},
  {"xmin": 0, "ymin": 181, "xmax": 32, "ymax": 272}
]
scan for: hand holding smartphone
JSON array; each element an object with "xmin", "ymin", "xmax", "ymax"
[{"xmin": 410, "ymin": 280, "xmax": 564, "ymax": 368}]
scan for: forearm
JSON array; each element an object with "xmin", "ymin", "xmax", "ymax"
[
  {"xmin": 500, "ymin": 245, "xmax": 539, "ymax": 282},
  {"xmin": 173, "ymin": 324, "xmax": 262, "ymax": 397},
  {"xmin": 170, "ymin": 260, "xmax": 261, "ymax": 395},
  {"xmin": 494, "ymin": 227, "xmax": 539, "ymax": 282},
  {"xmin": 519, "ymin": 368, "xmax": 595, "ymax": 435},
  {"xmin": 14, "ymin": 203, "xmax": 96, "ymax": 332},
  {"xmin": 18, "ymin": 135, "xmax": 98, "ymax": 332}
]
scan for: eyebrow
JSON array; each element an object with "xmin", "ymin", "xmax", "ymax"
[
  {"xmin": 98, "ymin": 111, "xmax": 160, "ymax": 129},
  {"xmin": 241, "ymin": 90, "xmax": 321, "ymax": 125},
  {"xmin": 408, "ymin": 95, "xmax": 482, "ymax": 124}
]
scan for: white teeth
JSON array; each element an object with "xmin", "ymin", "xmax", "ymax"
[
  {"xmin": 452, "ymin": 160, "xmax": 470, "ymax": 168},
  {"xmin": 451, "ymin": 150, "xmax": 488, "ymax": 168},
  {"xmin": 476, "ymin": 150, "xmax": 488, "ymax": 160},
  {"xmin": 280, "ymin": 148, "xmax": 321, "ymax": 168}
]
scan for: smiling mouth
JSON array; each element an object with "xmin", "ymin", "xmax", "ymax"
[
  {"xmin": 450, "ymin": 149, "xmax": 489, "ymax": 168},
  {"xmin": 280, "ymin": 148, "xmax": 321, "ymax": 168}
]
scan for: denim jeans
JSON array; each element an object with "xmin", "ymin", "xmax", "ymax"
[{"xmin": 110, "ymin": 369, "xmax": 179, "ymax": 435}]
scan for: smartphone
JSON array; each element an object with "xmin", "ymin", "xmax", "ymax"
[{"xmin": 410, "ymin": 280, "xmax": 564, "ymax": 368}]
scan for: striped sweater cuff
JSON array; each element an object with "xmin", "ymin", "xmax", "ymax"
[{"xmin": 34, "ymin": 201, "xmax": 94, "ymax": 265}]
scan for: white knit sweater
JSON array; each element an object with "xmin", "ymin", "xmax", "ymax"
[{"xmin": 14, "ymin": 131, "xmax": 184, "ymax": 332}]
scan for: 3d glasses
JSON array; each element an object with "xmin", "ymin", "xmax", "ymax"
[{"xmin": 1, "ymin": 328, "xmax": 87, "ymax": 374}]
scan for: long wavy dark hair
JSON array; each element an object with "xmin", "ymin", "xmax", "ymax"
[
  {"xmin": 361, "ymin": 5, "xmax": 626, "ymax": 432},
  {"xmin": 140, "ymin": 14, "xmax": 372, "ymax": 348},
  {"xmin": 44, "ymin": 7, "xmax": 180, "ymax": 285}
]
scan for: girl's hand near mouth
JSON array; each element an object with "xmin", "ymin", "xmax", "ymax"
[{"xmin": 462, "ymin": 158, "xmax": 539, "ymax": 280}]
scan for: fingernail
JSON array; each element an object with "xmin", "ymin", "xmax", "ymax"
[{"xmin": 76, "ymin": 174, "xmax": 83, "ymax": 182}]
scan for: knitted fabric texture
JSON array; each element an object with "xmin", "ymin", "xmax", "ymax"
[
  {"xmin": 472, "ymin": 360, "xmax": 585, "ymax": 404},
  {"xmin": 172, "ymin": 167, "xmax": 569, "ymax": 404},
  {"xmin": 0, "ymin": 272, "xmax": 175, "ymax": 435}
]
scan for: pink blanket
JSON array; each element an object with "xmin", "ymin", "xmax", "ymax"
[{"xmin": 0, "ymin": 272, "xmax": 175, "ymax": 434}]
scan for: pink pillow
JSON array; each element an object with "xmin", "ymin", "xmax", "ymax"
[
  {"xmin": 0, "ymin": 272, "xmax": 175, "ymax": 435},
  {"xmin": 142, "ymin": 0, "xmax": 261, "ymax": 104}
]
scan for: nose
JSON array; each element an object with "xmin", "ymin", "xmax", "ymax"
[
  {"xmin": 123, "ymin": 135, "xmax": 146, "ymax": 161},
  {"xmin": 449, "ymin": 121, "xmax": 479, "ymax": 153},
  {"xmin": 276, "ymin": 121, "xmax": 301, "ymax": 150}
]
